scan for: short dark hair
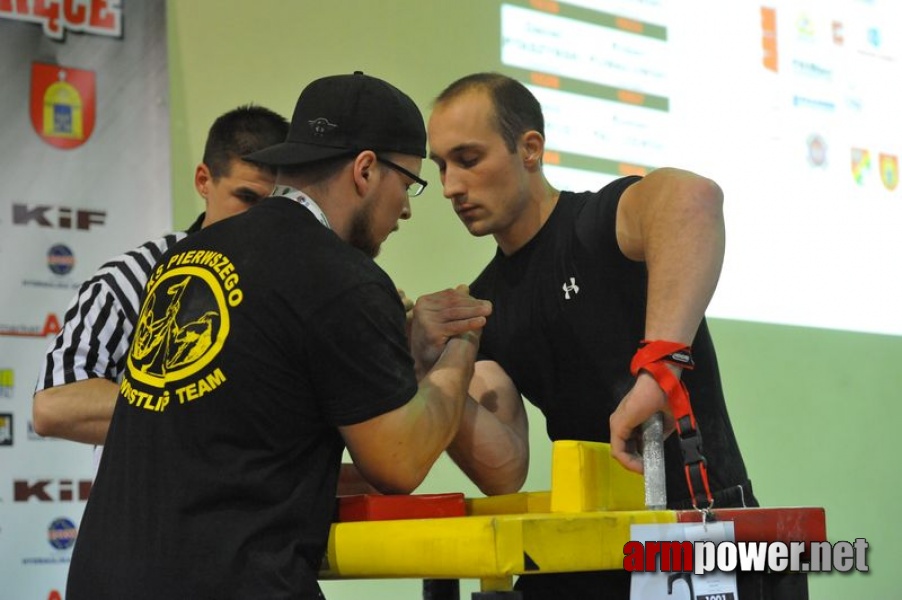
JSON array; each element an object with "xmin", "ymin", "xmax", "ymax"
[
  {"xmin": 202, "ymin": 105, "xmax": 289, "ymax": 179},
  {"xmin": 434, "ymin": 72, "xmax": 545, "ymax": 153}
]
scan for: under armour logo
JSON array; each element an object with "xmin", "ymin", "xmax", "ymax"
[
  {"xmin": 308, "ymin": 117, "xmax": 338, "ymax": 137},
  {"xmin": 562, "ymin": 277, "xmax": 579, "ymax": 300}
]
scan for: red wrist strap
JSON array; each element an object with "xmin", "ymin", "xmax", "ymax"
[{"xmin": 630, "ymin": 340, "xmax": 714, "ymax": 509}]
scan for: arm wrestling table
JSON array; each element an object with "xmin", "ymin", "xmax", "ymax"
[{"xmin": 322, "ymin": 441, "xmax": 827, "ymax": 599}]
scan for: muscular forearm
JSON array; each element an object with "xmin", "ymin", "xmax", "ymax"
[
  {"xmin": 446, "ymin": 359, "xmax": 528, "ymax": 495},
  {"xmin": 611, "ymin": 168, "xmax": 725, "ymax": 472},
  {"xmin": 447, "ymin": 396, "xmax": 528, "ymax": 495},
  {"xmin": 32, "ymin": 378, "xmax": 119, "ymax": 445},
  {"xmin": 386, "ymin": 332, "xmax": 479, "ymax": 488},
  {"xmin": 342, "ymin": 332, "xmax": 479, "ymax": 494},
  {"xmin": 645, "ymin": 201, "xmax": 724, "ymax": 342}
]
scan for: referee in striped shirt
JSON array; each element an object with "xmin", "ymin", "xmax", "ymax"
[{"xmin": 32, "ymin": 105, "xmax": 288, "ymax": 473}]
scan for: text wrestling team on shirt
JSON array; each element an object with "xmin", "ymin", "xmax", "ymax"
[{"xmin": 34, "ymin": 71, "xmax": 759, "ymax": 599}]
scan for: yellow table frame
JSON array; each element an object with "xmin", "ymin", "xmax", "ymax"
[{"xmin": 321, "ymin": 441, "xmax": 826, "ymax": 595}]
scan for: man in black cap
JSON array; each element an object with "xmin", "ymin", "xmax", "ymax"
[{"xmin": 65, "ymin": 72, "xmax": 492, "ymax": 600}]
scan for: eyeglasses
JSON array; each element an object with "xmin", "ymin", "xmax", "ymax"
[{"xmin": 377, "ymin": 156, "xmax": 428, "ymax": 198}]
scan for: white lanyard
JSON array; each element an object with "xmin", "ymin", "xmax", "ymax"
[{"xmin": 272, "ymin": 185, "xmax": 331, "ymax": 230}]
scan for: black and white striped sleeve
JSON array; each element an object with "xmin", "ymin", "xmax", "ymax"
[{"xmin": 35, "ymin": 232, "xmax": 188, "ymax": 391}]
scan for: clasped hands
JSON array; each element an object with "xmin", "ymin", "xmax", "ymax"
[{"xmin": 400, "ymin": 285, "xmax": 492, "ymax": 379}]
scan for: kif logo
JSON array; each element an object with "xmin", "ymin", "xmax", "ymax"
[
  {"xmin": 14, "ymin": 479, "xmax": 93, "ymax": 502},
  {"xmin": 13, "ymin": 204, "xmax": 106, "ymax": 230},
  {"xmin": 0, "ymin": 369, "xmax": 12, "ymax": 398},
  {"xmin": 30, "ymin": 62, "xmax": 96, "ymax": 149}
]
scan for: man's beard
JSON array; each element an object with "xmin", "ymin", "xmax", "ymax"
[{"xmin": 347, "ymin": 201, "xmax": 380, "ymax": 258}]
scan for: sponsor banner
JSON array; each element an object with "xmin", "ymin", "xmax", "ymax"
[{"xmin": 0, "ymin": 2, "xmax": 170, "ymax": 597}]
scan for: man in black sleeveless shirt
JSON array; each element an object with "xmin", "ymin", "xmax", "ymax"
[{"xmin": 427, "ymin": 73, "xmax": 762, "ymax": 599}]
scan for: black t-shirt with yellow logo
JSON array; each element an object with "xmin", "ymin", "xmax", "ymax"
[{"xmin": 67, "ymin": 196, "xmax": 416, "ymax": 600}]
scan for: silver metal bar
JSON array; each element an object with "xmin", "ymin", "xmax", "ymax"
[{"xmin": 642, "ymin": 412, "xmax": 667, "ymax": 510}]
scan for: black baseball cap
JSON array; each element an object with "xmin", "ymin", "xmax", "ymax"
[{"xmin": 244, "ymin": 71, "xmax": 426, "ymax": 166}]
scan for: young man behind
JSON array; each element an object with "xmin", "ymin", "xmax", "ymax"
[{"xmin": 33, "ymin": 105, "xmax": 289, "ymax": 473}]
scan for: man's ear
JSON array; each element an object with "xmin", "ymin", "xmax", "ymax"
[
  {"xmin": 352, "ymin": 150, "xmax": 378, "ymax": 196},
  {"xmin": 521, "ymin": 130, "xmax": 545, "ymax": 170},
  {"xmin": 194, "ymin": 163, "xmax": 212, "ymax": 200}
]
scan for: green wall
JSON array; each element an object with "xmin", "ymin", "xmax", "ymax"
[{"xmin": 167, "ymin": 2, "xmax": 898, "ymax": 597}]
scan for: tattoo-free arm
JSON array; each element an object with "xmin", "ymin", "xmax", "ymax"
[
  {"xmin": 32, "ymin": 378, "xmax": 118, "ymax": 445},
  {"xmin": 447, "ymin": 360, "xmax": 529, "ymax": 496},
  {"xmin": 339, "ymin": 331, "xmax": 481, "ymax": 494},
  {"xmin": 610, "ymin": 167, "xmax": 725, "ymax": 472}
]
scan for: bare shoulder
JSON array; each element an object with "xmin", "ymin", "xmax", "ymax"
[
  {"xmin": 623, "ymin": 167, "xmax": 721, "ymax": 203},
  {"xmin": 617, "ymin": 168, "xmax": 723, "ymax": 259}
]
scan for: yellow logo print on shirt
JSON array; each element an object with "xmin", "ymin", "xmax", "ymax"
[{"xmin": 127, "ymin": 250, "xmax": 243, "ymax": 401}]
